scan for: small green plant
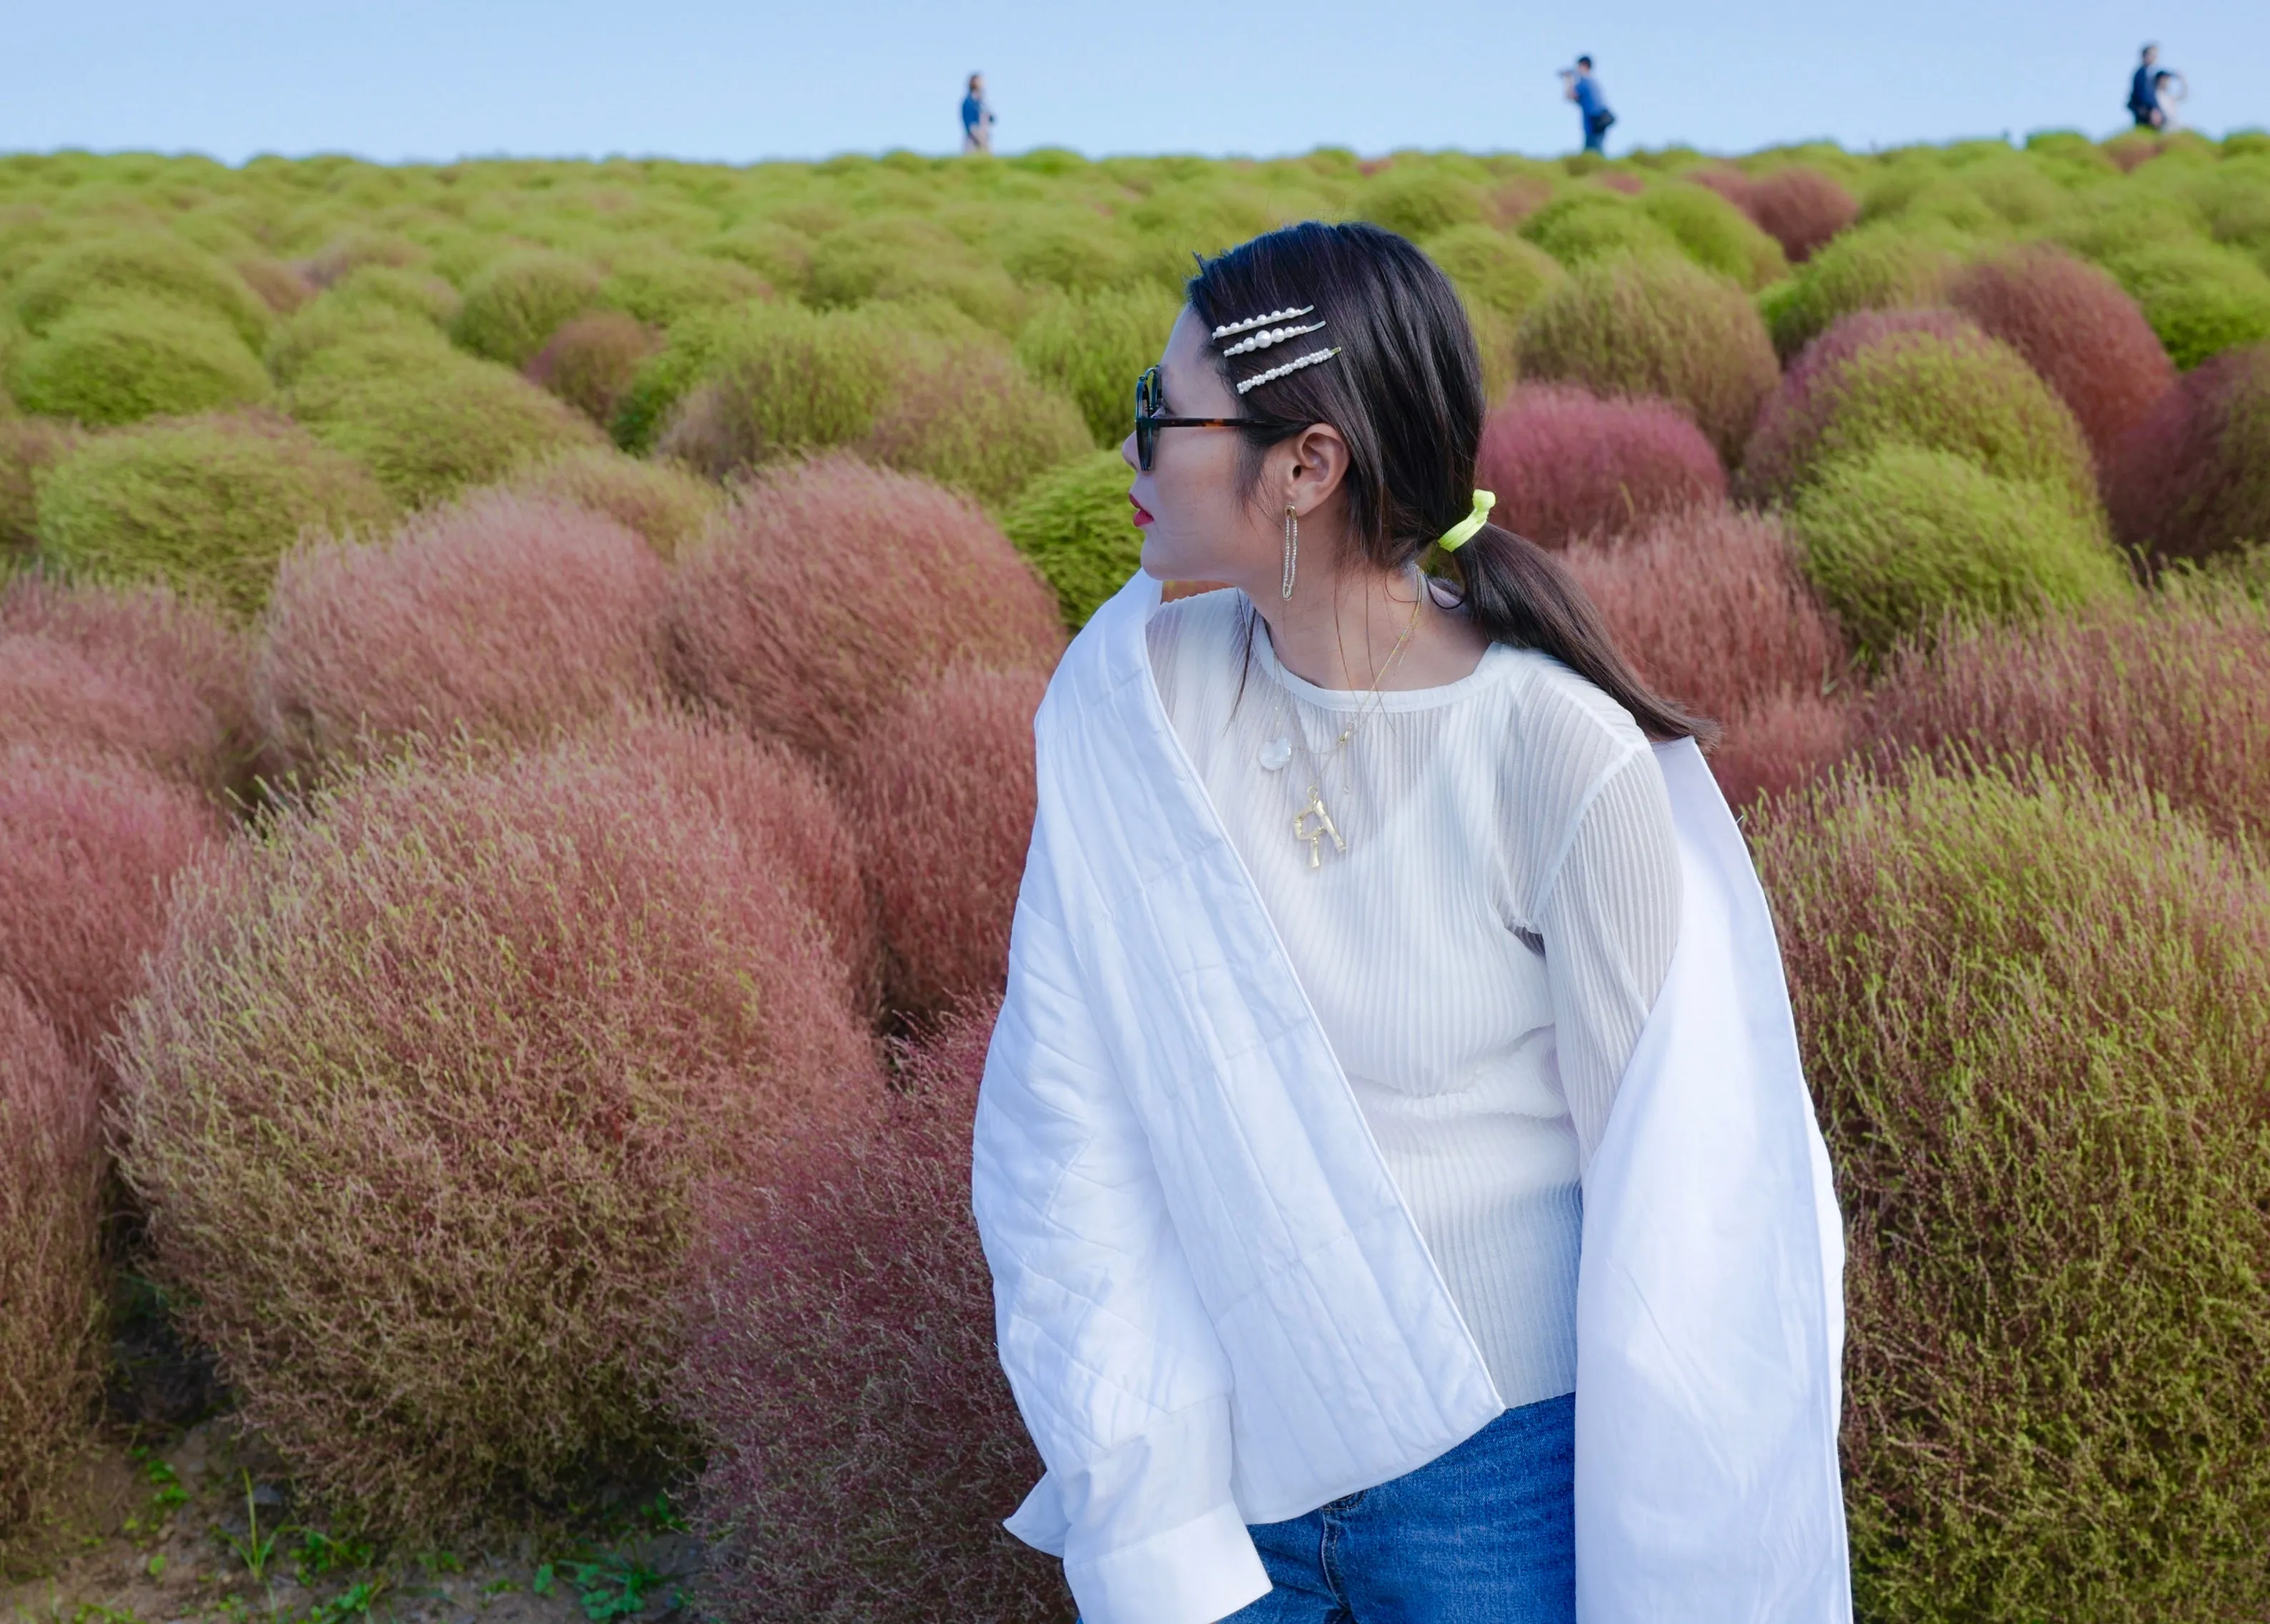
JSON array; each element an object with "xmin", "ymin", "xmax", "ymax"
[
  {"xmin": 565, "ymin": 1553, "xmax": 675, "ymax": 1621},
  {"xmin": 292, "ymin": 1527, "xmax": 375, "ymax": 1582},
  {"xmin": 222, "ymin": 1472, "xmax": 282, "ymax": 1583}
]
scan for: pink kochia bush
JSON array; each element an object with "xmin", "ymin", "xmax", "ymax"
[
  {"xmin": 676, "ymin": 999, "xmax": 1071, "ymax": 1624},
  {"xmin": 114, "ymin": 740, "xmax": 884, "ymax": 1535},
  {"xmin": 1561, "ymin": 507, "xmax": 1850, "ymax": 806},
  {"xmin": 599, "ymin": 714, "xmax": 882, "ymax": 1014},
  {"xmin": 0, "ymin": 575, "xmax": 256, "ymax": 798},
  {"xmin": 1474, "ymin": 385, "xmax": 1727, "ymax": 548},
  {"xmin": 1744, "ymin": 168, "xmax": 1860, "ymax": 264},
  {"xmin": 1861, "ymin": 590, "xmax": 2270, "ymax": 844},
  {"xmin": 0, "ymin": 744, "xmax": 222, "ymax": 1074},
  {"xmin": 2104, "ymin": 342, "xmax": 2270, "ymax": 567},
  {"xmin": 255, "ymin": 492, "xmax": 670, "ymax": 774},
  {"xmin": 0, "ymin": 982, "xmax": 106, "ymax": 1549},
  {"xmin": 666, "ymin": 455, "xmax": 1065, "ymax": 771},
  {"xmin": 1948, "ymin": 244, "xmax": 2175, "ymax": 469},
  {"xmin": 844, "ymin": 667, "xmax": 1047, "ymax": 1021}
]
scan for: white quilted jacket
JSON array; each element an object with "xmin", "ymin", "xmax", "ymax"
[{"xmin": 972, "ymin": 574, "xmax": 1850, "ymax": 1624}]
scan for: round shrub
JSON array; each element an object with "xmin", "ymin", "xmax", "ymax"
[
  {"xmin": 1000, "ymin": 216, "xmax": 1138, "ymax": 295},
  {"xmin": 1948, "ymin": 243, "xmax": 2175, "ymax": 467},
  {"xmin": 1351, "ymin": 166, "xmax": 1488, "ymax": 239},
  {"xmin": 658, "ymin": 307, "xmax": 1086, "ymax": 510},
  {"xmin": 1752, "ymin": 763, "xmax": 2270, "ymax": 1623},
  {"xmin": 666, "ymin": 455, "xmax": 1064, "ymax": 771},
  {"xmin": 448, "ymin": 249, "xmax": 605, "ymax": 368},
  {"xmin": 1476, "ymin": 384, "xmax": 1727, "ymax": 548},
  {"xmin": 1013, "ymin": 284, "xmax": 1182, "ymax": 448},
  {"xmin": 1001, "ymin": 448, "xmax": 1143, "ymax": 630},
  {"xmin": 263, "ymin": 294, "xmax": 458, "ymax": 387},
  {"xmin": 1515, "ymin": 254, "xmax": 1780, "ymax": 463},
  {"xmin": 255, "ymin": 492, "xmax": 669, "ymax": 773},
  {"xmin": 525, "ymin": 310, "xmax": 657, "ymax": 425},
  {"xmin": 11, "ymin": 297, "xmax": 272, "ymax": 426},
  {"xmin": 295, "ymin": 227, "xmax": 427, "ymax": 290},
  {"xmin": 1561, "ymin": 505, "xmax": 1845, "ymax": 723},
  {"xmin": 0, "ymin": 743, "xmax": 222, "ymax": 1073},
  {"xmin": 599, "ymin": 252, "xmax": 769, "ymax": 328},
  {"xmin": 493, "ymin": 444, "xmax": 720, "ymax": 558},
  {"xmin": 596, "ymin": 716, "xmax": 879, "ymax": 1016},
  {"xmin": 11, "ymin": 232, "xmax": 272, "ymax": 347},
  {"xmin": 1741, "ymin": 311, "xmax": 2098, "ymax": 505},
  {"xmin": 1516, "ymin": 193, "xmax": 1684, "ymax": 269},
  {"xmin": 326, "ymin": 264, "xmax": 462, "ymax": 327},
  {"xmin": 1789, "ymin": 445, "xmax": 2128, "ymax": 655},
  {"xmin": 1863, "ymin": 591, "xmax": 2270, "ymax": 843},
  {"xmin": 844, "ymin": 668, "xmax": 1045, "ymax": 1021},
  {"xmin": 701, "ymin": 220, "xmax": 816, "ymax": 297},
  {"xmin": 2103, "ymin": 239, "xmax": 2270, "ymax": 370},
  {"xmin": 857, "ymin": 342, "xmax": 1089, "ymax": 510},
  {"xmin": 676, "ymin": 1000, "xmax": 1066, "ymax": 1624},
  {"xmin": 1, "ymin": 575, "xmax": 255, "ymax": 796},
  {"xmin": 233, "ymin": 254, "xmax": 315, "ymax": 317},
  {"xmin": 1422, "ymin": 225, "xmax": 1565, "ymax": 392},
  {"xmin": 1639, "ymin": 184, "xmax": 1789, "ymax": 289},
  {"xmin": 1562, "ymin": 506, "xmax": 1849, "ymax": 807},
  {"xmin": 1745, "ymin": 167, "xmax": 1860, "ymax": 264},
  {"xmin": 2104, "ymin": 342, "xmax": 2270, "ymax": 565},
  {"xmin": 34, "ymin": 412, "xmax": 396, "ymax": 618},
  {"xmin": 636, "ymin": 302, "xmax": 899, "ymax": 467},
  {"xmin": 0, "ymin": 981, "xmax": 104, "ymax": 1553},
  {"xmin": 1760, "ymin": 221, "xmax": 1962, "ymax": 360},
  {"xmin": 114, "ymin": 741, "xmax": 884, "ymax": 1536},
  {"xmin": 1, "ymin": 415, "xmax": 77, "ymax": 559},
  {"xmin": 287, "ymin": 352, "xmax": 606, "ymax": 510}
]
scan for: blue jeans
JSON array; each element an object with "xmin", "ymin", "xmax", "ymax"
[{"xmin": 1224, "ymin": 1392, "xmax": 1576, "ymax": 1623}]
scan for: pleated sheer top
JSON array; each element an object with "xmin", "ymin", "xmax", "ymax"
[{"xmin": 1145, "ymin": 586, "xmax": 1682, "ymax": 1407}]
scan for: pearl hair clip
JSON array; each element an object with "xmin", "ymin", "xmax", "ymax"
[
  {"xmin": 1212, "ymin": 304, "xmax": 1315, "ymax": 340},
  {"xmin": 1219, "ymin": 319, "xmax": 1329, "ymax": 357},
  {"xmin": 1235, "ymin": 346, "xmax": 1343, "ymax": 395}
]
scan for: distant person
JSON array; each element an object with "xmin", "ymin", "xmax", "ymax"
[
  {"xmin": 2153, "ymin": 68, "xmax": 2188, "ymax": 132},
  {"xmin": 961, "ymin": 72, "xmax": 995, "ymax": 155},
  {"xmin": 2128, "ymin": 44, "xmax": 2163, "ymax": 129},
  {"xmin": 1561, "ymin": 56, "xmax": 1614, "ymax": 154}
]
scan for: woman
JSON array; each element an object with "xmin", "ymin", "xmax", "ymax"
[{"xmin": 972, "ymin": 222, "xmax": 1848, "ymax": 1624}]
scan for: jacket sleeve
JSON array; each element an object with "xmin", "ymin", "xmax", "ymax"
[{"xmin": 971, "ymin": 807, "xmax": 1272, "ymax": 1624}]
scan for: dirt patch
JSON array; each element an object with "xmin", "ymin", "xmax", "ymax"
[{"xmin": 2, "ymin": 1420, "xmax": 699, "ymax": 1624}]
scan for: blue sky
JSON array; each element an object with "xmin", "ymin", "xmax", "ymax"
[{"xmin": 5, "ymin": 0, "xmax": 2264, "ymax": 165}]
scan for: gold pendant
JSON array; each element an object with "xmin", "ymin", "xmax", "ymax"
[{"xmin": 1292, "ymin": 786, "xmax": 1346, "ymax": 871}]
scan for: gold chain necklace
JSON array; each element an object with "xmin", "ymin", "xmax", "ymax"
[{"xmin": 1271, "ymin": 579, "xmax": 1426, "ymax": 871}]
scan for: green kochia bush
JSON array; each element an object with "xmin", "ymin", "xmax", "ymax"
[
  {"xmin": 1638, "ymin": 184, "xmax": 1789, "ymax": 290},
  {"xmin": 115, "ymin": 741, "xmax": 886, "ymax": 1538},
  {"xmin": 1755, "ymin": 763, "xmax": 2270, "ymax": 1623},
  {"xmin": 448, "ymin": 249, "xmax": 605, "ymax": 368},
  {"xmin": 1760, "ymin": 220, "xmax": 1963, "ymax": 360},
  {"xmin": 1742, "ymin": 312, "xmax": 2098, "ymax": 506},
  {"xmin": 1351, "ymin": 166, "xmax": 1489, "ymax": 239},
  {"xmin": 1002, "ymin": 449, "xmax": 1144, "ymax": 628},
  {"xmin": 11, "ymin": 297, "xmax": 272, "ymax": 425},
  {"xmin": 11, "ymin": 232, "xmax": 272, "ymax": 348},
  {"xmin": 2101, "ymin": 239, "xmax": 2270, "ymax": 369},
  {"xmin": 34, "ymin": 412, "xmax": 397, "ymax": 617},
  {"xmin": 288, "ymin": 351, "xmax": 604, "ymax": 510},
  {"xmin": 1789, "ymin": 445, "xmax": 2126, "ymax": 655},
  {"xmin": 1013, "ymin": 286, "xmax": 1180, "ymax": 448},
  {"xmin": 1516, "ymin": 254, "xmax": 1780, "ymax": 463},
  {"xmin": 1517, "ymin": 193, "xmax": 1684, "ymax": 269}
]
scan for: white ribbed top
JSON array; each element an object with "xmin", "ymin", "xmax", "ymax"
[{"xmin": 1146, "ymin": 588, "xmax": 1682, "ymax": 1407}]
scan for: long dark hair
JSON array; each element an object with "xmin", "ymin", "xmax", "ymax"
[{"xmin": 1186, "ymin": 220, "xmax": 1713, "ymax": 744}]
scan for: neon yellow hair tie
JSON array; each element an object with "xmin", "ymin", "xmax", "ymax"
[{"xmin": 1436, "ymin": 489, "xmax": 1496, "ymax": 553}]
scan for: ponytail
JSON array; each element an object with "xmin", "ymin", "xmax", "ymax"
[{"xmin": 1446, "ymin": 523, "xmax": 1717, "ymax": 746}]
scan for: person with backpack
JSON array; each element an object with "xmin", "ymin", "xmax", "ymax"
[{"xmin": 1562, "ymin": 57, "xmax": 1614, "ymax": 154}]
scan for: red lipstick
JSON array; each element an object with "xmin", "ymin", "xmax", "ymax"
[{"xmin": 1130, "ymin": 495, "xmax": 1154, "ymax": 527}]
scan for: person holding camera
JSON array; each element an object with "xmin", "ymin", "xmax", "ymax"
[{"xmin": 1561, "ymin": 56, "xmax": 1614, "ymax": 154}]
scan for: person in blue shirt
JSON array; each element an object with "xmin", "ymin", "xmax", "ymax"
[
  {"xmin": 1561, "ymin": 57, "xmax": 1614, "ymax": 154},
  {"xmin": 2128, "ymin": 44, "xmax": 2163, "ymax": 129},
  {"xmin": 961, "ymin": 72, "xmax": 995, "ymax": 154}
]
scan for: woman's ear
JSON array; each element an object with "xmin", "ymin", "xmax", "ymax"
[{"xmin": 1285, "ymin": 422, "xmax": 1353, "ymax": 515}]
